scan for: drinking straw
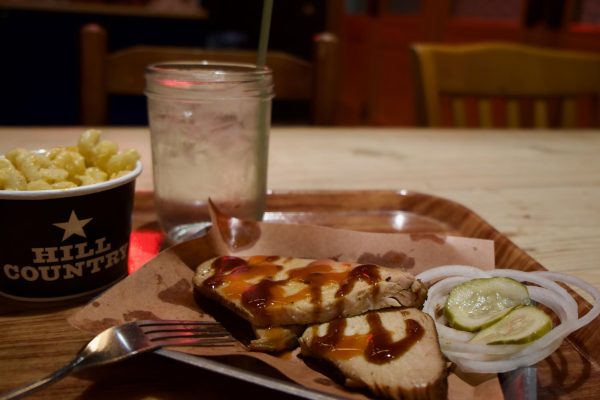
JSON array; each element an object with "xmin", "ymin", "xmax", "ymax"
[
  {"xmin": 256, "ymin": 0, "xmax": 274, "ymax": 68},
  {"xmin": 255, "ymin": 0, "xmax": 273, "ymax": 223}
]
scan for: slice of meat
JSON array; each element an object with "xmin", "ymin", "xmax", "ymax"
[
  {"xmin": 193, "ymin": 256, "xmax": 427, "ymax": 328},
  {"xmin": 299, "ymin": 308, "xmax": 447, "ymax": 400},
  {"xmin": 249, "ymin": 325, "xmax": 304, "ymax": 352}
]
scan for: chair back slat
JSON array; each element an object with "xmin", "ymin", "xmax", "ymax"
[
  {"xmin": 477, "ymin": 99, "xmax": 493, "ymax": 128},
  {"xmin": 451, "ymin": 98, "xmax": 467, "ymax": 127},
  {"xmin": 533, "ymin": 100, "xmax": 548, "ymax": 129},
  {"xmin": 506, "ymin": 99, "xmax": 520, "ymax": 129},
  {"xmin": 561, "ymin": 98, "xmax": 576, "ymax": 128},
  {"xmin": 106, "ymin": 47, "xmax": 313, "ymax": 100}
]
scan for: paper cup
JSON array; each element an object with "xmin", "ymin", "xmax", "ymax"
[{"xmin": 0, "ymin": 161, "xmax": 142, "ymax": 301}]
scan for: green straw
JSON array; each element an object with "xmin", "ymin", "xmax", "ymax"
[
  {"xmin": 255, "ymin": 0, "xmax": 273, "ymax": 223},
  {"xmin": 256, "ymin": 0, "xmax": 274, "ymax": 68}
]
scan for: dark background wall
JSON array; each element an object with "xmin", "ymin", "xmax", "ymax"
[{"xmin": 0, "ymin": 0, "xmax": 326, "ymax": 126}]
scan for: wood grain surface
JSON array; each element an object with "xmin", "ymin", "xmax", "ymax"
[
  {"xmin": 0, "ymin": 190, "xmax": 598, "ymax": 399},
  {"xmin": 1, "ymin": 127, "xmax": 600, "ymax": 399}
]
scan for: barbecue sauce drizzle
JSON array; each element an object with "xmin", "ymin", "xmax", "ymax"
[
  {"xmin": 203, "ymin": 256, "xmax": 381, "ymax": 326},
  {"xmin": 308, "ymin": 314, "xmax": 424, "ymax": 364},
  {"xmin": 203, "ymin": 256, "xmax": 424, "ymax": 365}
]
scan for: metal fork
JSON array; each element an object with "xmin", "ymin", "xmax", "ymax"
[{"xmin": 0, "ymin": 320, "xmax": 235, "ymax": 400}]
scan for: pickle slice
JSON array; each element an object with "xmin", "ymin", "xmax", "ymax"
[
  {"xmin": 469, "ymin": 306, "xmax": 553, "ymax": 344},
  {"xmin": 444, "ymin": 277, "xmax": 530, "ymax": 332}
]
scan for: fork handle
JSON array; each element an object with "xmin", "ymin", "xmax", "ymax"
[{"xmin": 0, "ymin": 360, "xmax": 78, "ymax": 400}]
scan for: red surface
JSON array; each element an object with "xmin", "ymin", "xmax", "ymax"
[{"xmin": 128, "ymin": 230, "xmax": 164, "ymax": 273}]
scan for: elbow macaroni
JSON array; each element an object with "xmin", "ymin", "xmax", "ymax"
[{"xmin": 0, "ymin": 129, "xmax": 140, "ymax": 191}]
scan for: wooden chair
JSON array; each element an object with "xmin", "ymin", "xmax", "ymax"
[
  {"xmin": 410, "ymin": 42, "xmax": 600, "ymax": 128},
  {"xmin": 80, "ymin": 23, "xmax": 338, "ymax": 126}
]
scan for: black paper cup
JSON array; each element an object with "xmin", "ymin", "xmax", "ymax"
[{"xmin": 0, "ymin": 161, "xmax": 142, "ymax": 301}]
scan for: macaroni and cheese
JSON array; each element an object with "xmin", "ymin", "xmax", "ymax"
[{"xmin": 0, "ymin": 130, "xmax": 140, "ymax": 191}]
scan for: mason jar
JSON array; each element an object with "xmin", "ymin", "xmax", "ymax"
[{"xmin": 145, "ymin": 62, "xmax": 273, "ymax": 244}]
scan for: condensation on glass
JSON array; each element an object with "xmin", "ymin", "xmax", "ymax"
[{"xmin": 145, "ymin": 62, "xmax": 273, "ymax": 244}]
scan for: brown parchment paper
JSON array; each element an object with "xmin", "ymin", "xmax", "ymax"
[{"xmin": 69, "ymin": 208, "xmax": 503, "ymax": 400}]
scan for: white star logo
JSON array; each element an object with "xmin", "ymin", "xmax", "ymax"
[{"xmin": 53, "ymin": 211, "xmax": 93, "ymax": 241}]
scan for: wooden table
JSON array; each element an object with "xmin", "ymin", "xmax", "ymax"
[{"xmin": 1, "ymin": 126, "xmax": 600, "ymax": 399}]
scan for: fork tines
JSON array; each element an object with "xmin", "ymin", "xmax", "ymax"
[{"xmin": 137, "ymin": 320, "xmax": 236, "ymax": 347}]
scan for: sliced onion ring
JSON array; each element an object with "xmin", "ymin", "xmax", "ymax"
[{"xmin": 416, "ymin": 265, "xmax": 600, "ymax": 374}]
